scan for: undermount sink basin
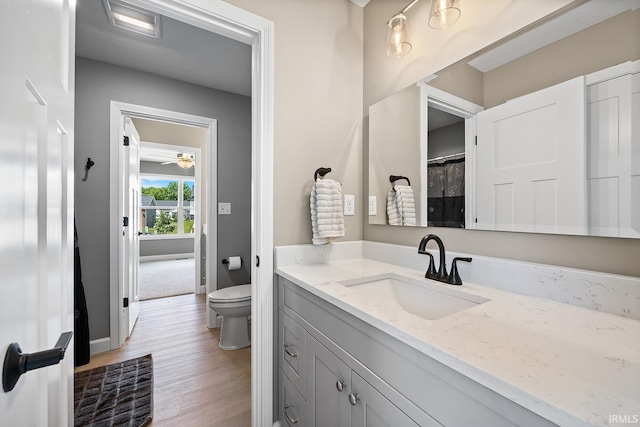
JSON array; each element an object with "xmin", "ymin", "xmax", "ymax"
[{"xmin": 337, "ymin": 273, "xmax": 490, "ymax": 320}]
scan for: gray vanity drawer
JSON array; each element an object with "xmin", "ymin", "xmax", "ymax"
[
  {"xmin": 279, "ymin": 309, "xmax": 307, "ymax": 397},
  {"xmin": 280, "ymin": 368, "xmax": 306, "ymax": 427}
]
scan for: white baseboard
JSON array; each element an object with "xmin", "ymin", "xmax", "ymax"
[
  {"xmin": 90, "ymin": 337, "xmax": 111, "ymax": 355},
  {"xmin": 140, "ymin": 253, "xmax": 194, "ymax": 262}
]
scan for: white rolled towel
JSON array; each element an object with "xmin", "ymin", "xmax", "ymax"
[{"xmin": 311, "ymin": 178, "xmax": 345, "ymax": 242}]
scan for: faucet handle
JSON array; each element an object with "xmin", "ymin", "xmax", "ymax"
[
  {"xmin": 448, "ymin": 257, "xmax": 472, "ymax": 286},
  {"xmin": 418, "ymin": 251, "xmax": 437, "ymax": 279}
]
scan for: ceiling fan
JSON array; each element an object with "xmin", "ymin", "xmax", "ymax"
[{"xmin": 161, "ymin": 152, "xmax": 195, "ymax": 169}]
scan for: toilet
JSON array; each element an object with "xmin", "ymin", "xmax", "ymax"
[{"xmin": 208, "ymin": 284, "xmax": 251, "ymax": 350}]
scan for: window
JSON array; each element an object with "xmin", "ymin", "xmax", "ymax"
[{"xmin": 140, "ymin": 176, "xmax": 196, "ymax": 236}]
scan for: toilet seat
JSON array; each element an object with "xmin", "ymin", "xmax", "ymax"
[{"xmin": 208, "ymin": 284, "xmax": 251, "ymax": 304}]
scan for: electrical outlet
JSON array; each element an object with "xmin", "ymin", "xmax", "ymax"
[
  {"xmin": 368, "ymin": 196, "xmax": 377, "ymax": 215},
  {"xmin": 218, "ymin": 202, "xmax": 231, "ymax": 215},
  {"xmin": 344, "ymin": 195, "xmax": 355, "ymax": 216}
]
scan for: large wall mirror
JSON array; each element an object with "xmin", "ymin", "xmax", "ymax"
[{"xmin": 369, "ymin": 0, "xmax": 640, "ymax": 238}]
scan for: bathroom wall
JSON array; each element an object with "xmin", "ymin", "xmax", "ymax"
[
  {"xmin": 483, "ymin": 9, "xmax": 640, "ymax": 109},
  {"xmin": 363, "ymin": 0, "xmax": 640, "ymax": 277},
  {"xmin": 369, "ymin": 84, "xmax": 422, "ymax": 225},
  {"xmin": 224, "ymin": 0, "xmax": 365, "ymax": 246},
  {"xmin": 75, "ymin": 57, "xmax": 251, "ymax": 340}
]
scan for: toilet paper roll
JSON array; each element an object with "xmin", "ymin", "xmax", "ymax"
[{"xmin": 227, "ymin": 256, "xmax": 242, "ymax": 271}]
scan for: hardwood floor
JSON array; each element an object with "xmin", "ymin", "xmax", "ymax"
[{"xmin": 75, "ymin": 294, "xmax": 251, "ymax": 426}]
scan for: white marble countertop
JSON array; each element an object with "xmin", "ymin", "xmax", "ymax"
[{"xmin": 276, "ymin": 258, "xmax": 640, "ymax": 427}]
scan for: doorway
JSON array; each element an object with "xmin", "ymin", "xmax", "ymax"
[
  {"xmin": 136, "ymin": 120, "xmax": 206, "ymax": 301},
  {"xmin": 76, "ymin": 1, "xmax": 275, "ymax": 424},
  {"xmin": 109, "ymin": 103, "xmax": 216, "ymax": 347},
  {"xmin": 419, "ymin": 83, "xmax": 484, "ymax": 228}
]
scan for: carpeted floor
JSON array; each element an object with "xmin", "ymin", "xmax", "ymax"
[
  {"xmin": 139, "ymin": 258, "xmax": 195, "ymax": 300},
  {"xmin": 74, "ymin": 354, "xmax": 153, "ymax": 427}
]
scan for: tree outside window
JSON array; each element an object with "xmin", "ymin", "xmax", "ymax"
[{"xmin": 141, "ymin": 177, "xmax": 196, "ymax": 235}]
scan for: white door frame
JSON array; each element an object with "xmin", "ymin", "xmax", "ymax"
[
  {"xmin": 108, "ymin": 1, "xmax": 274, "ymax": 425},
  {"xmin": 419, "ymin": 83, "xmax": 484, "ymax": 228},
  {"xmin": 110, "ymin": 103, "xmax": 217, "ymax": 347}
]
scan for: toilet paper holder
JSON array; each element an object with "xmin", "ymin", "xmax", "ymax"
[{"xmin": 222, "ymin": 257, "xmax": 242, "ymax": 265}]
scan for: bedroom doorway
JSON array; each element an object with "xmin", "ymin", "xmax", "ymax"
[{"xmin": 136, "ymin": 120, "xmax": 205, "ymax": 301}]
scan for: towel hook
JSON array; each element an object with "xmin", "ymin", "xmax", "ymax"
[
  {"xmin": 389, "ymin": 175, "xmax": 411, "ymax": 186},
  {"xmin": 314, "ymin": 167, "xmax": 332, "ymax": 181},
  {"xmin": 81, "ymin": 158, "xmax": 95, "ymax": 182}
]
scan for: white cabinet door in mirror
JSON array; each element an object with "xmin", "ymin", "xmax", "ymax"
[
  {"xmin": 587, "ymin": 71, "xmax": 640, "ymax": 238},
  {"xmin": 476, "ymin": 76, "xmax": 586, "ymax": 234}
]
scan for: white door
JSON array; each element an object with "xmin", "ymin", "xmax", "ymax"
[
  {"xmin": 476, "ymin": 76, "xmax": 586, "ymax": 234},
  {"xmin": 121, "ymin": 118, "xmax": 141, "ymax": 342},
  {"xmin": 0, "ymin": 0, "xmax": 75, "ymax": 425},
  {"xmin": 587, "ymin": 71, "xmax": 640, "ymax": 237}
]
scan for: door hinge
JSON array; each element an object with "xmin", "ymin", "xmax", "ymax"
[
  {"xmin": 123, "ymin": 216, "xmax": 129, "ymax": 227},
  {"xmin": 123, "ymin": 136, "xmax": 130, "ymax": 146},
  {"xmin": 123, "ymin": 297, "xmax": 129, "ymax": 308}
]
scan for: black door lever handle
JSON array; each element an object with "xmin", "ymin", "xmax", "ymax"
[{"xmin": 3, "ymin": 331, "xmax": 73, "ymax": 392}]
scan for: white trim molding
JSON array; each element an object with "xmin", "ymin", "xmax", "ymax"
[
  {"xmin": 350, "ymin": 0, "xmax": 371, "ymax": 7},
  {"xmin": 89, "ymin": 337, "xmax": 111, "ymax": 355},
  {"xmin": 108, "ymin": 2, "xmax": 275, "ymax": 426},
  {"xmin": 139, "ymin": 253, "xmax": 195, "ymax": 262}
]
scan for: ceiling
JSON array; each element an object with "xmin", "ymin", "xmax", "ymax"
[
  {"xmin": 139, "ymin": 145, "xmax": 194, "ymax": 164},
  {"xmin": 428, "ymin": 107, "xmax": 463, "ymax": 131},
  {"xmin": 76, "ymin": 0, "xmax": 252, "ymax": 96},
  {"xmin": 467, "ymin": 0, "xmax": 640, "ymax": 72}
]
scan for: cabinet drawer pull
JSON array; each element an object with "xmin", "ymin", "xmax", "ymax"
[
  {"xmin": 336, "ymin": 380, "xmax": 345, "ymax": 392},
  {"xmin": 348, "ymin": 393, "xmax": 359, "ymax": 406},
  {"xmin": 284, "ymin": 404, "xmax": 300, "ymax": 424},
  {"xmin": 284, "ymin": 344, "xmax": 298, "ymax": 358}
]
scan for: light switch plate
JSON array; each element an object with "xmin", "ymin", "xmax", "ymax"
[
  {"xmin": 368, "ymin": 196, "xmax": 377, "ymax": 215},
  {"xmin": 218, "ymin": 202, "xmax": 231, "ymax": 215},
  {"xmin": 344, "ymin": 195, "xmax": 355, "ymax": 216}
]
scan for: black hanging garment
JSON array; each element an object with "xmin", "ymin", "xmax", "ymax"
[{"xmin": 74, "ymin": 218, "xmax": 91, "ymax": 366}]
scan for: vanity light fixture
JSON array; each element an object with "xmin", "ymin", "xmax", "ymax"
[
  {"xmin": 387, "ymin": 13, "xmax": 412, "ymax": 58},
  {"xmin": 429, "ymin": 0, "xmax": 461, "ymax": 29},
  {"xmin": 103, "ymin": 0, "xmax": 160, "ymax": 38},
  {"xmin": 386, "ymin": 0, "xmax": 462, "ymax": 58}
]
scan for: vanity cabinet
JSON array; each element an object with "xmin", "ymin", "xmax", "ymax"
[
  {"xmin": 307, "ymin": 333, "xmax": 431, "ymax": 427},
  {"xmin": 282, "ymin": 312, "xmax": 435, "ymax": 427},
  {"xmin": 277, "ymin": 276, "xmax": 557, "ymax": 427},
  {"xmin": 306, "ymin": 333, "xmax": 351, "ymax": 426}
]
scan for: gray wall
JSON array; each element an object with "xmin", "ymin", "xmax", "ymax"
[
  {"xmin": 140, "ymin": 239, "xmax": 194, "ymax": 257},
  {"xmin": 428, "ymin": 122, "xmax": 465, "ymax": 159},
  {"xmin": 75, "ymin": 57, "xmax": 251, "ymax": 340}
]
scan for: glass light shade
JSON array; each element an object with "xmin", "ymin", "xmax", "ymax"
[
  {"xmin": 386, "ymin": 14, "xmax": 412, "ymax": 58},
  {"xmin": 429, "ymin": 0, "xmax": 461, "ymax": 29}
]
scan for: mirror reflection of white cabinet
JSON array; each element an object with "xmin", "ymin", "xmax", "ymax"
[
  {"xmin": 475, "ymin": 76, "xmax": 586, "ymax": 234},
  {"xmin": 475, "ymin": 63, "xmax": 640, "ymax": 236},
  {"xmin": 587, "ymin": 65, "xmax": 640, "ymax": 238}
]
